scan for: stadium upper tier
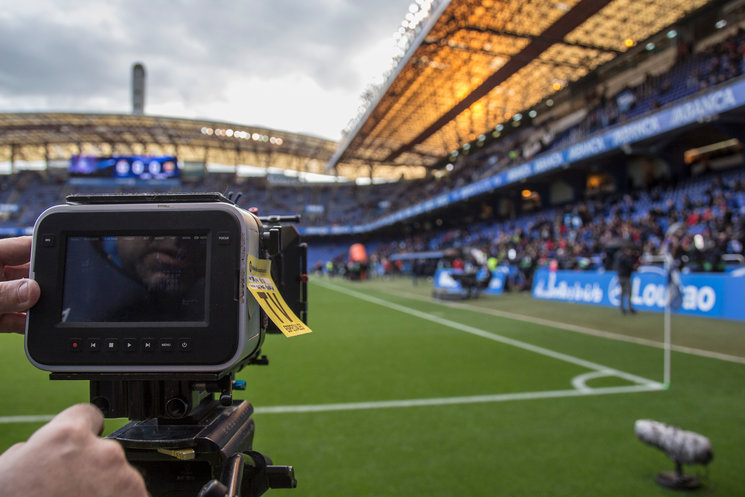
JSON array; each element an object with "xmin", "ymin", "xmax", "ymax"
[
  {"xmin": 329, "ymin": 0, "xmax": 720, "ymax": 175},
  {"xmin": 1, "ymin": 37, "xmax": 745, "ymax": 235},
  {"xmin": 0, "ymin": 113, "xmax": 342, "ymax": 178}
]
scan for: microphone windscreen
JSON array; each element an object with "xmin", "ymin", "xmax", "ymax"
[{"xmin": 635, "ymin": 419, "xmax": 713, "ymax": 465}]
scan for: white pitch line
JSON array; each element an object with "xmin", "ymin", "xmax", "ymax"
[
  {"xmin": 346, "ymin": 281, "xmax": 745, "ymax": 365},
  {"xmin": 0, "ymin": 282, "xmax": 672, "ymax": 426},
  {"xmin": 314, "ymin": 279, "xmax": 662, "ymax": 389},
  {"xmin": 253, "ymin": 384, "xmax": 665, "ymax": 414},
  {"xmin": 0, "ymin": 414, "xmax": 55, "ymax": 424},
  {"xmin": 0, "ymin": 383, "xmax": 666, "ymax": 424},
  {"xmin": 572, "ymin": 370, "xmax": 617, "ymax": 392}
]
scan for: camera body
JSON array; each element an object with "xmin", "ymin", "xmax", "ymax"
[
  {"xmin": 23, "ymin": 193, "xmax": 303, "ymax": 494},
  {"xmin": 26, "ymin": 193, "xmax": 268, "ymax": 375}
]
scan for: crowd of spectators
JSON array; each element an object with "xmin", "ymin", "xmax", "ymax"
[
  {"xmin": 363, "ymin": 167, "xmax": 745, "ymax": 288},
  {"xmin": 0, "ymin": 171, "xmax": 403, "ymax": 229},
  {"xmin": 379, "ymin": 28, "xmax": 745, "ymax": 215}
]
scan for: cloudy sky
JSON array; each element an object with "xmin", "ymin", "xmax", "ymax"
[{"xmin": 0, "ymin": 0, "xmax": 414, "ymax": 141}]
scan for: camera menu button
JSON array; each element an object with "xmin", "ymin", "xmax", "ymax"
[{"xmin": 159, "ymin": 339, "xmax": 175, "ymax": 352}]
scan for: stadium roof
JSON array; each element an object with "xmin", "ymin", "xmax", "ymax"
[
  {"xmin": 327, "ymin": 0, "xmax": 715, "ymax": 178},
  {"xmin": 0, "ymin": 112, "xmax": 341, "ymax": 178},
  {"xmin": 0, "ymin": 0, "xmax": 723, "ymax": 182}
]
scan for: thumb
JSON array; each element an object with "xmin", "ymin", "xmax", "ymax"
[{"xmin": 0, "ymin": 279, "xmax": 40, "ymax": 313}]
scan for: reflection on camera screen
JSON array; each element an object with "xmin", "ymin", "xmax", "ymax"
[{"xmin": 62, "ymin": 234, "xmax": 208, "ymax": 323}]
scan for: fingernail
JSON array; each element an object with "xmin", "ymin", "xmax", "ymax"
[{"xmin": 17, "ymin": 280, "xmax": 29, "ymax": 304}]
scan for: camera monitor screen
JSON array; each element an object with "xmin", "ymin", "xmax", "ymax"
[{"xmin": 62, "ymin": 234, "xmax": 208, "ymax": 323}]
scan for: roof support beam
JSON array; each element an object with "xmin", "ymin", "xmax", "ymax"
[{"xmin": 384, "ymin": 0, "xmax": 613, "ymax": 162}]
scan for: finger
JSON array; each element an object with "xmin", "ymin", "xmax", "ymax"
[
  {"xmin": 0, "ymin": 279, "xmax": 40, "ymax": 314},
  {"xmin": 48, "ymin": 403, "xmax": 106, "ymax": 437},
  {"xmin": 0, "ymin": 312, "xmax": 29, "ymax": 334},
  {"xmin": 3, "ymin": 262, "xmax": 31, "ymax": 281},
  {"xmin": 0, "ymin": 442, "xmax": 25, "ymax": 458},
  {"xmin": 0, "ymin": 237, "xmax": 32, "ymax": 268}
]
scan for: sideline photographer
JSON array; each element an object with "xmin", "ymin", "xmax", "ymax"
[{"xmin": 0, "ymin": 236, "xmax": 148, "ymax": 497}]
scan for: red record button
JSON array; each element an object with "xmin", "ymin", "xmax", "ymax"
[{"xmin": 69, "ymin": 338, "xmax": 82, "ymax": 352}]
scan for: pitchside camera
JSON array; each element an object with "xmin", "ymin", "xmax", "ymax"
[
  {"xmin": 26, "ymin": 193, "xmax": 265, "ymax": 375},
  {"xmin": 24, "ymin": 193, "xmax": 307, "ymax": 496}
]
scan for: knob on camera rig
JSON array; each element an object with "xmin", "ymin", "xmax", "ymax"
[{"xmin": 26, "ymin": 193, "xmax": 308, "ymax": 496}]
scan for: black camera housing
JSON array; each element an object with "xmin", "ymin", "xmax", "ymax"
[{"xmin": 25, "ymin": 193, "xmax": 266, "ymax": 374}]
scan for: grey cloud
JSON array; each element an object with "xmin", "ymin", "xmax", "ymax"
[{"xmin": 0, "ymin": 0, "xmax": 411, "ymax": 132}]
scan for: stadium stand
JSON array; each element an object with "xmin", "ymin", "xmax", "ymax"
[
  {"xmin": 362, "ymin": 167, "xmax": 745, "ymax": 281},
  {"xmin": 2, "ymin": 0, "xmax": 745, "ymax": 293}
]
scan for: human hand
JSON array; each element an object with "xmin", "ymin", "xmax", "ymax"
[
  {"xmin": 0, "ymin": 236, "xmax": 40, "ymax": 333},
  {"xmin": 0, "ymin": 404, "xmax": 148, "ymax": 497}
]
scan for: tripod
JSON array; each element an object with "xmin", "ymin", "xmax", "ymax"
[
  {"xmin": 51, "ymin": 373, "xmax": 296, "ymax": 497},
  {"xmin": 109, "ymin": 400, "xmax": 295, "ymax": 497}
]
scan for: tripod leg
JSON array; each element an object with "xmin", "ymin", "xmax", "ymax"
[
  {"xmin": 198, "ymin": 480, "xmax": 229, "ymax": 497},
  {"xmin": 198, "ymin": 454, "xmax": 244, "ymax": 497},
  {"xmin": 222, "ymin": 454, "xmax": 245, "ymax": 496}
]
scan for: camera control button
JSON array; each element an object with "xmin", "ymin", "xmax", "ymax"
[
  {"xmin": 69, "ymin": 338, "xmax": 82, "ymax": 352},
  {"xmin": 159, "ymin": 339, "xmax": 174, "ymax": 352},
  {"xmin": 104, "ymin": 339, "xmax": 118, "ymax": 352},
  {"xmin": 123, "ymin": 338, "xmax": 137, "ymax": 352},
  {"xmin": 42, "ymin": 234, "xmax": 56, "ymax": 247},
  {"xmin": 85, "ymin": 338, "xmax": 100, "ymax": 352},
  {"xmin": 142, "ymin": 338, "xmax": 155, "ymax": 352},
  {"xmin": 217, "ymin": 231, "xmax": 231, "ymax": 245},
  {"xmin": 177, "ymin": 338, "xmax": 192, "ymax": 352}
]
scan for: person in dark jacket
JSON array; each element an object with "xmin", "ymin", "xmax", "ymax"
[{"xmin": 614, "ymin": 244, "xmax": 637, "ymax": 314}]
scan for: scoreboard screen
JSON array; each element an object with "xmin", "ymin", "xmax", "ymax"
[{"xmin": 69, "ymin": 155, "xmax": 179, "ymax": 181}]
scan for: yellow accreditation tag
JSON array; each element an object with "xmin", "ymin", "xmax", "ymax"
[{"xmin": 246, "ymin": 254, "xmax": 312, "ymax": 337}]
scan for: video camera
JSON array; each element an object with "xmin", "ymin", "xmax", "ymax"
[{"xmin": 24, "ymin": 192, "xmax": 308, "ymax": 497}]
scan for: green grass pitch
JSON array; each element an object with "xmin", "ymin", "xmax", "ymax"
[{"xmin": 1, "ymin": 277, "xmax": 743, "ymax": 496}]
